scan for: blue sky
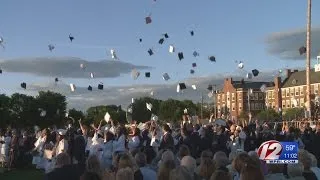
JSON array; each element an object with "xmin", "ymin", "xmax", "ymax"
[{"xmin": 1, "ymin": 0, "xmax": 320, "ymax": 91}]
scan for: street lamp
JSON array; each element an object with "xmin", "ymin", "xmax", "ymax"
[{"xmin": 305, "ymin": 0, "xmax": 312, "ymax": 119}]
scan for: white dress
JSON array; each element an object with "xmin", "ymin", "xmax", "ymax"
[
  {"xmin": 32, "ymin": 136, "xmax": 46, "ymax": 167},
  {"xmin": 0, "ymin": 136, "xmax": 11, "ymax": 163}
]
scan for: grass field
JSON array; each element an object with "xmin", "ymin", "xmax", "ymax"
[{"xmin": 0, "ymin": 169, "xmax": 44, "ymax": 180}]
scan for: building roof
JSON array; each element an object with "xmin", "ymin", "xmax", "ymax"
[
  {"xmin": 282, "ymin": 69, "xmax": 320, "ymax": 88},
  {"xmin": 232, "ymin": 81, "xmax": 274, "ymax": 90}
]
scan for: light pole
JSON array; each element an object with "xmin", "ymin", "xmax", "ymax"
[{"xmin": 305, "ymin": 0, "xmax": 312, "ymax": 119}]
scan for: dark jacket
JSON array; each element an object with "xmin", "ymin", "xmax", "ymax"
[
  {"xmin": 160, "ymin": 132, "xmax": 174, "ymax": 151},
  {"xmin": 44, "ymin": 165, "xmax": 81, "ymax": 180}
]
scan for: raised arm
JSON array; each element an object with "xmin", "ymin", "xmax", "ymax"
[{"xmin": 78, "ymin": 119, "xmax": 86, "ymax": 134}]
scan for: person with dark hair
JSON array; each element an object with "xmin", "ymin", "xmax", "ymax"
[{"xmin": 160, "ymin": 124, "xmax": 174, "ymax": 151}]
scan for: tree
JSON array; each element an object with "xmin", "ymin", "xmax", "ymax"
[
  {"xmin": 283, "ymin": 108, "xmax": 305, "ymax": 121},
  {"xmin": 0, "ymin": 94, "xmax": 12, "ymax": 127},
  {"xmin": 159, "ymin": 99, "xmax": 184, "ymax": 123},
  {"xmin": 256, "ymin": 109, "xmax": 280, "ymax": 122},
  {"xmin": 86, "ymin": 105, "xmax": 126, "ymax": 125},
  {"xmin": 67, "ymin": 108, "xmax": 85, "ymax": 123},
  {"xmin": 131, "ymin": 97, "xmax": 161, "ymax": 123}
]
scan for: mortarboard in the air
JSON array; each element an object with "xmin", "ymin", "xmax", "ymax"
[
  {"xmin": 0, "ymin": 69, "xmax": 2, "ymax": 74},
  {"xmin": 193, "ymin": 51, "xmax": 199, "ymax": 57},
  {"xmin": 238, "ymin": 61, "xmax": 244, "ymax": 69},
  {"xmin": 190, "ymin": 69, "xmax": 195, "ymax": 74},
  {"xmin": 299, "ymin": 46, "xmax": 306, "ymax": 55},
  {"xmin": 21, "ymin": 82, "xmax": 26, "ymax": 89},
  {"xmin": 164, "ymin": 33, "xmax": 169, "ymax": 38},
  {"xmin": 207, "ymin": 85, "xmax": 213, "ymax": 91},
  {"xmin": 178, "ymin": 52, "xmax": 184, "ymax": 60},
  {"xmin": 145, "ymin": 16, "xmax": 152, "ymax": 24},
  {"xmin": 192, "ymin": 85, "xmax": 197, "ymax": 90},
  {"xmin": 48, "ymin": 44, "xmax": 55, "ymax": 52},
  {"xmin": 90, "ymin": 72, "xmax": 94, "ymax": 78},
  {"xmin": 88, "ymin": 85, "xmax": 92, "ymax": 91},
  {"xmin": 260, "ymin": 84, "xmax": 267, "ymax": 92},
  {"xmin": 131, "ymin": 69, "xmax": 140, "ymax": 80},
  {"xmin": 169, "ymin": 45, "xmax": 175, "ymax": 53},
  {"xmin": 177, "ymin": 83, "xmax": 187, "ymax": 93},
  {"xmin": 252, "ymin": 69, "xmax": 259, "ymax": 77},
  {"xmin": 55, "ymin": 78, "xmax": 59, "ymax": 82},
  {"xmin": 80, "ymin": 63, "xmax": 85, "ymax": 69},
  {"xmin": 208, "ymin": 92, "xmax": 213, "ymax": 98},
  {"xmin": 162, "ymin": 73, "xmax": 170, "ymax": 81},
  {"xmin": 190, "ymin": 31, "xmax": 194, "ymax": 36},
  {"xmin": 139, "ymin": 38, "xmax": 142, "ymax": 42},
  {"xmin": 209, "ymin": 56, "xmax": 216, "ymax": 62},
  {"xmin": 145, "ymin": 72, "xmax": 150, "ymax": 78},
  {"xmin": 98, "ymin": 83, "xmax": 104, "ymax": 90},
  {"xmin": 70, "ymin": 84, "xmax": 76, "ymax": 92},
  {"xmin": 69, "ymin": 34, "xmax": 74, "ymax": 42},
  {"xmin": 150, "ymin": 91, "xmax": 154, "ymax": 96},
  {"xmin": 110, "ymin": 49, "xmax": 118, "ymax": 60},
  {"xmin": 146, "ymin": 103, "xmax": 152, "ymax": 111},
  {"xmin": 148, "ymin": 49, "xmax": 154, "ymax": 56},
  {"xmin": 158, "ymin": 38, "xmax": 164, "ymax": 45},
  {"xmin": 246, "ymin": 73, "xmax": 253, "ymax": 79},
  {"xmin": 192, "ymin": 63, "xmax": 197, "ymax": 67}
]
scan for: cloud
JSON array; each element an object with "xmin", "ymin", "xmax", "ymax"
[
  {"xmin": 0, "ymin": 57, "xmax": 151, "ymax": 78},
  {"xmin": 25, "ymin": 70, "xmax": 277, "ymax": 111},
  {"xmin": 264, "ymin": 27, "xmax": 320, "ymax": 60}
]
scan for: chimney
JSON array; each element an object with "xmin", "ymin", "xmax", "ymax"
[
  {"xmin": 274, "ymin": 76, "xmax": 282, "ymax": 111},
  {"xmin": 285, "ymin": 69, "xmax": 292, "ymax": 79}
]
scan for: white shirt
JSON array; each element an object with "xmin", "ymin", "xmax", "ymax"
[
  {"xmin": 56, "ymin": 139, "xmax": 68, "ymax": 156},
  {"xmin": 128, "ymin": 136, "xmax": 140, "ymax": 150}
]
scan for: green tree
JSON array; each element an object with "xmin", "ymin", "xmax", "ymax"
[
  {"xmin": 159, "ymin": 99, "xmax": 185, "ymax": 123},
  {"xmin": 67, "ymin": 108, "xmax": 85, "ymax": 123},
  {"xmin": 131, "ymin": 97, "xmax": 161, "ymax": 123},
  {"xmin": 86, "ymin": 105, "xmax": 126, "ymax": 125},
  {"xmin": 256, "ymin": 109, "xmax": 281, "ymax": 122},
  {"xmin": 0, "ymin": 94, "xmax": 12, "ymax": 127},
  {"xmin": 283, "ymin": 108, "xmax": 305, "ymax": 121}
]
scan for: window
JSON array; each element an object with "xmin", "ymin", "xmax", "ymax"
[
  {"xmin": 239, "ymin": 103, "xmax": 242, "ymax": 111},
  {"xmin": 272, "ymin": 91, "xmax": 275, "ymax": 99},
  {"xmin": 282, "ymin": 89, "xmax": 285, "ymax": 97},
  {"xmin": 300, "ymin": 87, "xmax": 304, "ymax": 95},
  {"xmin": 259, "ymin": 93, "xmax": 264, "ymax": 100},
  {"xmin": 300, "ymin": 98, "xmax": 304, "ymax": 107},
  {"xmin": 268, "ymin": 92, "xmax": 271, "ymax": 99},
  {"xmin": 238, "ymin": 92, "xmax": 242, "ymax": 100},
  {"xmin": 286, "ymin": 89, "xmax": 290, "ymax": 97},
  {"xmin": 286, "ymin": 100, "xmax": 290, "ymax": 108},
  {"xmin": 222, "ymin": 94, "xmax": 225, "ymax": 102},
  {"xmin": 272, "ymin": 102, "xmax": 275, "ymax": 108},
  {"xmin": 217, "ymin": 95, "xmax": 220, "ymax": 101},
  {"xmin": 282, "ymin": 100, "xmax": 286, "ymax": 108},
  {"xmin": 218, "ymin": 105, "xmax": 221, "ymax": 112},
  {"xmin": 315, "ymin": 84, "xmax": 319, "ymax": 94},
  {"xmin": 254, "ymin": 93, "xmax": 259, "ymax": 100},
  {"xmin": 250, "ymin": 102, "xmax": 255, "ymax": 110},
  {"xmin": 255, "ymin": 103, "xmax": 259, "ymax": 110},
  {"xmin": 295, "ymin": 88, "xmax": 299, "ymax": 96},
  {"xmin": 290, "ymin": 88, "xmax": 294, "ymax": 96},
  {"xmin": 232, "ymin": 93, "xmax": 235, "ymax": 101},
  {"xmin": 227, "ymin": 93, "xmax": 230, "ymax": 101},
  {"xmin": 232, "ymin": 103, "xmax": 235, "ymax": 111}
]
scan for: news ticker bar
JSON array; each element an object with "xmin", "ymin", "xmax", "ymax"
[{"xmin": 266, "ymin": 160, "xmax": 299, "ymax": 164}]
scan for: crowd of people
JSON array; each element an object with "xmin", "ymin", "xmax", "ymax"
[{"xmin": 1, "ymin": 115, "xmax": 320, "ymax": 180}]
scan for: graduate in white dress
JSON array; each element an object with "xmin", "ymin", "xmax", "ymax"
[
  {"xmin": 32, "ymin": 129, "xmax": 48, "ymax": 169},
  {"xmin": 128, "ymin": 127, "xmax": 141, "ymax": 151},
  {"xmin": 150, "ymin": 127, "xmax": 160, "ymax": 154},
  {"xmin": 113, "ymin": 126, "xmax": 127, "ymax": 153},
  {"xmin": 0, "ymin": 132, "xmax": 11, "ymax": 167}
]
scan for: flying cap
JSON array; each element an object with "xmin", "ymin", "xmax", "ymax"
[
  {"xmin": 209, "ymin": 56, "xmax": 216, "ymax": 62},
  {"xmin": 246, "ymin": 73, "xmax": 252, "ymax": 79},
  {"xmin": 177, "ymin": 83, "xmax": 187, "ymax": 93},
  {"xmin": 193, "ymin": 51, "xmax": 199, "ymax": 57},
  {"xmin": 70, "ymin": 84, "xmax": 76, "ymax": 92},
  {"xmin": 164, "ymin": 33, "xmax": 169, "ymax": 38},
  {"xmin": 192, "ymin": 63, "xmax": 197, "ymax": 67},
  {"xmin": 131, "ymin": 98, "xmax": 135, "ymax": 103},
  {"xmin": 90, "ymin": 72, "xmax": 94, "ymax": 78},
  {"xmin": 299, "ymin": 46, "xmax": 306, "ymax": 55},
  {"xmin": 190, "ymin": 31, "xmax": 194, "ymax": 36},
  {"xmin": 69, "ymin": 34, "xmax": 74, "ymax": 42},
  {"xmin": 80, "ymin": 63, "xmax": 85, "ymax": 69},
  {"xmin": 192, "ymin": 85, "xmax": 197, "ymax": 90},
  {"xmin": 252, "ymin": 69, "xmax": 259, "ymax": 77},
  {"xmin": 190, "ymin": 69, "xmax": 195, "ymax": 74},
  {"xmin": 260, "ymin": 84, "xmax": 267, "ymax": 92},
  {"xmin": 169, "ymin": 45, "xmax": 175, "ymax": 53},
  {"xmin": 131, "ymin": 69, "xmax": 140, "ymax": 80},
  {"xmin": 158, "ymin": 38, "xmax": 164, "ymax": 45},
  {"xmin": 238, "ymin": 62, "xmax": 244, "ymax": 69},
  {"xmin": 178, "ymin": 52, "xmax": 184, "ymax": 60},
  {"xmin": 146, "ymin": 103, "xmax": 152, "ymax": 111},
  {"xmin": 145, "ymin": 72, "xmax": 150, "ymax": 78},
  {"xmin": 40, "ymin": 110, "xmax": 47, "ymax": 117},
  {"xmin": 88, "ymin": 85, "xmax": 92, "ymax": 91},
  {"xmin": 208, "ymin": 92, "xmax": 213, "ymax": 98},
  {"xmin": 110, "ymin": 49, "xmax": 118, "ymax": 60},
  {"xmin": 98, "ymin": 83, "xmax": 103, "ymax": 90},
  {"xmin": 207, "ymin": 85, "xmax": 213, "ymax": 91},
  {"xmin": 139, "ymin": 38, "xmax": 142, "ymax": 42},
  {"xmin": 48, "ymin": 44, "xmax": 55, "ymax": 52},
  {"xmin": 20, "ymin": 82, "xmax": 26, "ymax": 89},
  {"xmin": 184, "ymin": 108, "xmax": 188, "ymax": 114},
  {"xmin": 104, "ymin": 112, "xmax": 111, "ymax": 123},
  {"xmin": 162, "ymin": 73, "xmax": 170, "ymax": 81},
  {"xmin": 148, "ymin": 49, "xmax": 154, "ymax": 56},
  {"xmin": 145, "ymin": 16, "xmax": 152, "ymax": 24},
  {"xmin": 0, "ymin": 69, "xmax": 2, "ymax": 74},
  {"xmin": 55, "ymin": 77, "xmax": 59, "ymax": 82},
  {"xmin": 57, "ymin": 129, "xmax": 67, "ymax": 136}
]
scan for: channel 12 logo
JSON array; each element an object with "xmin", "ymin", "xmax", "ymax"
[{"xmin": 257, "ymin": 140, "xmax": 299, "ymax": 164}]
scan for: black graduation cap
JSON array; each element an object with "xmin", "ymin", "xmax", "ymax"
[
  {"xmin": 55, "ymin": 78, "xmax": 59, "ymax": 82},
  {"xmin": 0, "ymin": 69, "xmax": 2, "ymax": 74},
  {"xmin": 145, "ymin": 72, "xmax": 151, "ymax": 78},
  {"xmin": 178, "ymin": 52, "xmax": 184, "ymax": 60},
  {"xmin": 158, "ymin": 38, "xmax": 164, "ymax": 44},
  {"xmin": 178, "ymin": 83, "xmax": 187, "ymax": 90},
  {"xmin": 21, "ymin": 82, "xmax": 26, "ymax": 89},
  {"xmin": 139, "ymin": 38, "xmax": 142, "ymax": 42},
  {"xmin": 88, "ymin": 85, "xmax": 92, "ymax": 91},
  {"xmin": 299, "ymin": 46, "xmax": 306, "ymax": 55},
  {"xmin": 98, "ymin": 83, "xmax": 103, "ymax": 90},
  {"xmin": 190, "ymin": 31, "xmax": 194, "ymax": 36},
  {"xmin": 69, "ymin": 34, "xmax": 74, "ymax": 42},
  {"xmin": 207, "ymin": 85, "xmax": 213, "ymax": 91},
  {"xmin": 164, "ymin": 33, "xmax": 169, "ymax": 38},
  {"xmin": 209, "ymin": 56, "xmax": 216, "ymax": 62},
  {"xmin": 192, "ymin": 63, "xmax": 197, "ymax": 67},
  {"xmin": 190, "ymin": 69, "xmax": 195, "ymax": 74},
  {"xmin": 252, "ymin": 69, "xmax": 259, "ymax": 77},
  {"xmin": 148, "ymin": 49, "xmax": 154, "ymax": 56},
  {"xmin": 145, "ymin": 16, "xmax": 152, "ymax": 24}
]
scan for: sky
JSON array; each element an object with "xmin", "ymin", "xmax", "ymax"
[{"xmin": 0, "ymin": 0, "xmax": 320, "ymax": 109}]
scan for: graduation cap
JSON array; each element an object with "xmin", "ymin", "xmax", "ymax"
[
  {"xmin": 131, "ymin": 69, "xmax": 140, "ymax": 80},
  {"xmin": 69, "ymin": 34, "xmax": 74, "ymax": 42},
  {"xmin": 252, "ymin": 69, "xmax": 259, "ymax": 77},
  {"xmin": 158, "ymin": 38, "xmax": 164, "ymax": 45},
  {"xmin": 192, "ymin": 85, "xmax": 197, "ymax": 90},
  {"xmin": 169, "ymin": 45, "xmax": 175, "ymax": 53},
  {"xmin": 148, "ymin": 49, "xmax": 154, "ymax": 56},
  {"xmin": 145, "ymin": 16, "xmax": 152, "ymax": 24},
  {"xmin": 88, "ymin": 85, "xmax": 92, "ymax": 91},
  {"xmin": 178, "ymin": 52, "xmax": 184, "ymax": 60},
  {"xmin": 48, "ymin": 44, "xmax": 55, "ymax": 52},
  {"xmin": 164, "ymin": 33, "xmax": 169, "ymax": 38},
  {"xmin": 21, "ymin": 82, "xmax": 26, "ymax": 89},
  {"xmin": 190, "ymin": 69, "xmax": 195, "ymax": 74},
  {"xmin": 0, "ymin": 37, "xmax": 4, "ymax": 49},
  {"xmin": 162, "ymin": 73, "xmax": 170, "ymax": 81},
  {"xmin": 90, "ymin": 72, "xmax": 94, "ymax": 78},
  {"xmin": 145, "ymin": 72, "xmax": 150, "ymax": 78},
  {"xmin": 0, "ymin": 69, "xmax": 2, "ymax": 74},
  {"xmin": 80, "ymin": 63, "xmax": 85, "ymax": 69},
  {"xmin": 299, "ymin": 46, "xmax": 306, "ymax": 55},
  {"xmin": 177, "ymin": 83, "xmax": 187, "ymax": 93},
  {"xmin": 192, "ymin": 63, "xmax": 197, "ymax": 67},
  {"xmin": 110, "ymin": 49, "xmax": 118, "ymax": 60},
  {"xmin": 190, "ymin": 31, "xmax": 194, "ymax": 36},
  {"xmin": 208, "ymin": 56, "xmax": 216, "ymax": 62},
  {"xmin": 139, "ymin": 38, "xmax": 142, "ymax": 42},
  {"xmin": 55, "ymin": 77, "xmax": 59, "ymax": 82},
  {"xmin": 238, "ymin": 61, "xmax": 244, "ymax": 69},
  {"xmin": 98, "ymin": 83, "xmax": 104, "ymax": 90},
  {"xmin": 104, "ymin": 112, "xmax": 111, "ymax": 123},
  {"xmin": 70, "ymin": 84, "xmax": 76, "ymax": 92},
  {"xmin": 246, "ymin": 73, "xmax": 253, "ymax": 79},
  {"xmin": 260, "ymin": 84, "xmax": 267, "ymax": 92},
  {"xmin": 193, "ymin": 51, "xmax": 199, "ymax": 57},
  {"xmin": 146, "ymin": 103, "xmax": 152, "ymax": 111},
  {"xmin": 207, "ymin": 85, "xmax": 213, "ymax": 91}
]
